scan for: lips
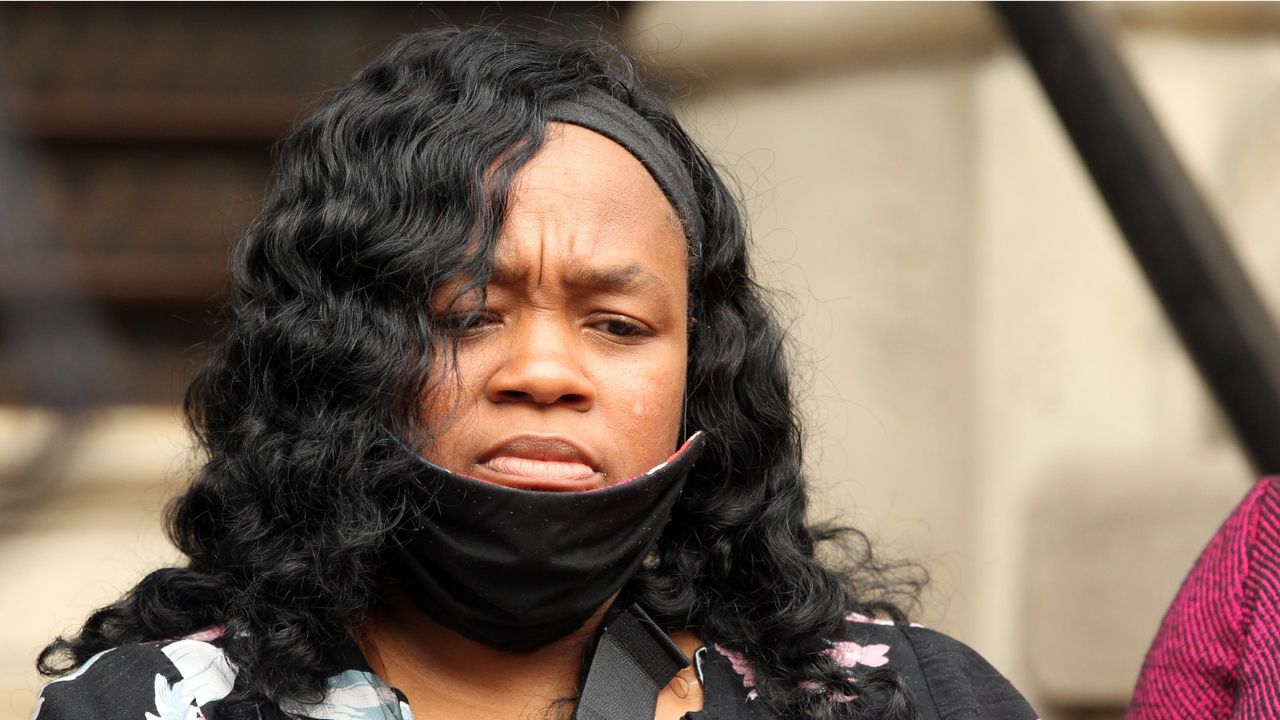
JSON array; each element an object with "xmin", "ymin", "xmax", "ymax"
[{"xmin": 476, "ymin": 435, "xmax": 603, "ymax": 490}]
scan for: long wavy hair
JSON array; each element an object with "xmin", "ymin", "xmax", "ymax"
[{"xmin": 38, "ymin": 25, "xmax": 923, "ymax": 720}]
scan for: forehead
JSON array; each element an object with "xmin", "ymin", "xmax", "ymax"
[
  {"xmin": 513, "ymin": 122, "xmax": 680, "ymax": 220},
  {"xmin": 492, "ymin": 123, "xmax": 687, "ymax": 278}
]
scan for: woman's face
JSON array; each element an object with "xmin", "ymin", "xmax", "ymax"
[{"xmin": 421, "ymin": 122, "xmax": 690, "ymax": 490}]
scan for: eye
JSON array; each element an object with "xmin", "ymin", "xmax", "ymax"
[
  {"xmin": 432, "ymin": 309, "xmax": 499, "ymax": 337},
  {"xmin": 590, "ymin": 315, "xmax": 651, "ymax": 339}
]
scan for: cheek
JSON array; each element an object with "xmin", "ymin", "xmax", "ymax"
[
  {"xmin": 626, "ymin": 389, "xmax": 675, "ymax": 431},
  {"xmin": 606, "ymin": 350, "xmax": 687, "ymax": 454},
  {"xmin": 631, "ymin": 368, "xmax": 684, "ymax": 420},
  {"xmin": 419, "ymin": 345, "xmax": 494, "ymax": 449}
]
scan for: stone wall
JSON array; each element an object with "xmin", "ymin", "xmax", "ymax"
[{"xmin": 628, "ymin": 3, "xmax": 1280, "ymax": 716}]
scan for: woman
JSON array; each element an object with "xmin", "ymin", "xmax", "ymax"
[{"xmin": 34, "ymin": 26, "xmax": 1036, "ymax": 720}]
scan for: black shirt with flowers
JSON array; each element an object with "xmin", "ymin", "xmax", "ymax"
[{"xmin": 33, "ymin": 614, "xmax": 1036, "ymax": 719}]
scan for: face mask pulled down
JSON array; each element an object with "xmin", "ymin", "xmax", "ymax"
[{"xmin": 390, "ymin": 431, "xmax": 707, "ymax": 652}]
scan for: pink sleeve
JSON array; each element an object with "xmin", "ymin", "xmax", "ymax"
[{"xmin": 1128, "ymin": 475, "xmax": 1280, "ymax": 719}]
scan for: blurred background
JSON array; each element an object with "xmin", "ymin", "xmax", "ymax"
[{"xmin": 3, "ymin": 3, "xmax": 1280, "ymax": 719}]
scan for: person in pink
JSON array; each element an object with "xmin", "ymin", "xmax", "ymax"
[{"xmin": 1129, "ymin": 474, "xmax": 1280, "ymax": 718}]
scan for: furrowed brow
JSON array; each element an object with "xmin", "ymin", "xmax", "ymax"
[
  {"xmin": 564, "ymin": 263, "xmax": 671, "ymax": 295},
  {"xmin": 488, "ymin": 259, "xmax": 671, "ymax": 295}
]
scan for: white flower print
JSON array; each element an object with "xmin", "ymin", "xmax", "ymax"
[
  {"xmin": 141, "ymin": 637, "xmax": 235, "ymax": 720},
  {"xmin": 146, "ymin": 673, "xmax": 207, "ymax": 720},
  {"xmin": 159, "ymin": 640, "xmax": 236, "ymax": 707},
  {"xmin": 279, "ymin": 670, "xmax": 404, "ymax": 720}
]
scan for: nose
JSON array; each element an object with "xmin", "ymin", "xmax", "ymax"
[{"xmin": 484, "ymin": 317, "xmax": 595, "ymax": 411}]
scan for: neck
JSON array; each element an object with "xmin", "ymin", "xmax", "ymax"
[{"xmin": 352, "ymin": 590, "xmax": 614, "ymax": 720}]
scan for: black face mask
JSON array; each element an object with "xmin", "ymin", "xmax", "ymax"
[{"xmin": 390, "ymin": 431, "xmax": 707, "ymax": 652}]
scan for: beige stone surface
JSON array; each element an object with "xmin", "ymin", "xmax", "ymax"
[
  {"xmin": 1026, "ymin": 452, "xmax": 1248, "ymax": 705},
  {"xmin": 0, "ymin": 407, "xmax": 187, "ymax": 720},
  {"xmin": 668, "ymin": 59, "xmax": 979, "ymax": 636},
  {"xmin": 633, "ymin": 4, "xmax": 1280, "ymax": 715},
  {"xmin": 970, "ymin": 37, "xmax": 1275, "ymax": 702},
  {"xmin": 626, "ymin": 1, "xmax": 998, "ymax": 83}
]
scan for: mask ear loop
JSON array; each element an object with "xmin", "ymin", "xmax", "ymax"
[
  {"xmin": 681, "ymin": 222, "xmax": 701, "ymax": 444},
  {"xmin": 680, "ymin": 310, "xmax": 698, "ymax": 442},
  {"xmin": 681, "ymin": 386, "xmax": 690, "ymax": 443}
]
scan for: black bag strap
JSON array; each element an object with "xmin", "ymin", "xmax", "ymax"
[{"xmin": 573, "ymin": 604, "xmax": 691, "ymax": 720}]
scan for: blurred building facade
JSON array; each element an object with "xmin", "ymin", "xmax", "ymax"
[{"xmin": 4, "ymin": 4, "xmax": 1280, "ymax": 720}]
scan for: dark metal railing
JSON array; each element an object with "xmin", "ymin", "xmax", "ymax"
[{"xmin": 994, "ymin": 2, "xmax": 1280, "ymax": 475}]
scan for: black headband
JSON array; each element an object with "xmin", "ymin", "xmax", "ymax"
[{"xmin": 545, "ymin": 87, "xmax": 704, "ymax": 259}]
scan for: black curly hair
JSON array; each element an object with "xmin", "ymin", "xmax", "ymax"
[{"xmin": 38, "ymin": 25, "xmax": 924, "ymax": 720}]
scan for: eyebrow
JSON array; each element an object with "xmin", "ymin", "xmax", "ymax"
[{"xmin": 491, "ymin": 261, "xmax": 671, "ymax": 295}]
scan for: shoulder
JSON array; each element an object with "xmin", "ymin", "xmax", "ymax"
[
  {"xmin": 839, "ymin": 613, "xmax": 1039, "ymax": 719},
  {"xmin": 1192, "ymin": 474, "xmax": 1280, "ymax": 586},
  {"xmin": 1131, "ymin": 476, "xmax": 1280, "ymax": 718},
  {"xmin": 33, "ymin": 628, "xmax": 413, "ymax": 720},
  {"xmin": 1241, "ymin": 476, "xmax": 1280, "ymax": 628},
  {"xmin": 1207, "ymin": 474, "xmax": 1280, "ymax": 569},
  {"xmin": 1137, "ymin": 475, "xmax": 1280, "ymax": 648},
  {"xmin": 1243, "ymin": 475, "xmax": 1280, "ymax": 568},
  {"xmin": 33, "ymin": 628, "xmax": 236, "ymax": 720}
]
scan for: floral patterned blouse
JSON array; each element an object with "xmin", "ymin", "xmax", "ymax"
[{"xmin": 32, "ymin": 614, "xmax": 1037, "ymax": 719}]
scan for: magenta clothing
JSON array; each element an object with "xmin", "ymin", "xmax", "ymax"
[{"xmin": 1129, "ymin": 475, "xmax": 1280, "ymax": 719}]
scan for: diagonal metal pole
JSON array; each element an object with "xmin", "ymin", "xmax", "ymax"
[{"xmin": 993, "ymin": 2, "xmax": 1280, "ymax": 476}]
